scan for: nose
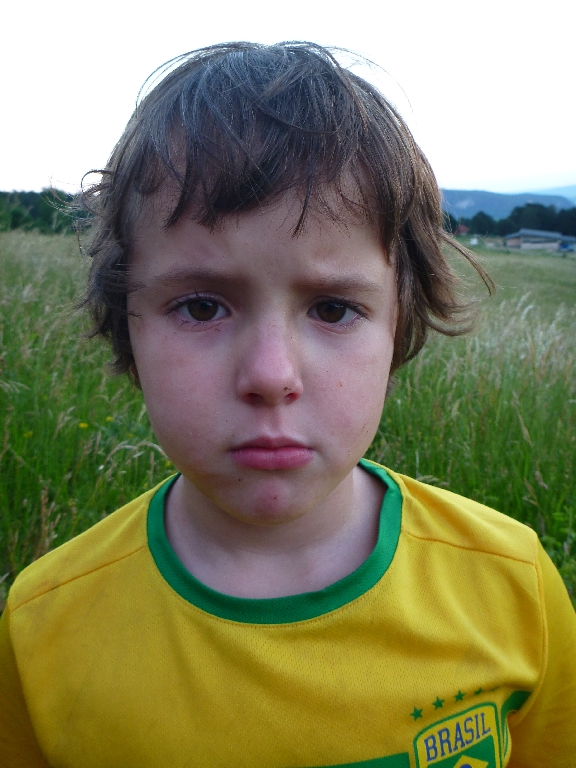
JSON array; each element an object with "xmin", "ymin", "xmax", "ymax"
[{"xmin": 236, "ymin": 323, "xmax": 303, "ymax": 406}]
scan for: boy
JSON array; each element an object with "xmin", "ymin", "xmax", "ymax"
[{"xmin": 1, "ymin": 42, "xmax": 575, "ymax": 768}]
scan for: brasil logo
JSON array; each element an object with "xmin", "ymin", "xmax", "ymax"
[{"xmin": 413, "ymin": 703, "xmax": 501, "ymax": 768}]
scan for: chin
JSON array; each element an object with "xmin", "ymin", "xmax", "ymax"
[{"xmin": 227, "ymin": 493, "xmax": 312, "ymax": 526}]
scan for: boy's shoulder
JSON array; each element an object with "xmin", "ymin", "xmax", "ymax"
[
  {"xmin": 383, "ymin": 465, "xmax": 539, "ymax": 565},
  {"xmin": 8, "ymin": 482, "xmax": 164, "ymax": 613}
]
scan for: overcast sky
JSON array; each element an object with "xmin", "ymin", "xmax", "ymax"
[{"xmin": 2, "ymin": 0, "xmax": 574, "ymax": 194}]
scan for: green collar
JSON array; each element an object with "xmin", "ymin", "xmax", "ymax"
[{"xmin": 147, "ymin": 458, "xmax": 402, "ymax": 624}]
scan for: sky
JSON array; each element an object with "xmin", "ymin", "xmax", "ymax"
[{"xmin": 1, "ymin": 0, "xmax": 574, "ymax": 195}]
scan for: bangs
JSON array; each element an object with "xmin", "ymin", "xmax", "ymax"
[{"xmin": 111, "ymin": 42, "xmax": 417, "ymax": 242}]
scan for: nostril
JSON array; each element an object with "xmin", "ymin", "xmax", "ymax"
[
  {"xmin": 241, "ymin": 390, "xmax": 300, "ymax": 405},
  {"xmin": 243, "ymin": 392, "xmax": 263, "ymax": 405}
]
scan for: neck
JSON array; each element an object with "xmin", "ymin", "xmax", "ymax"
[{"xmin": 164, "ymin": 465, "xmax": 384, "ymax": 598}]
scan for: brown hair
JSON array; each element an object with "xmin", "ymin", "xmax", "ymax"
[{"xmin": 81, "ymin": 41, "xmax": 490, "ymax": 376}]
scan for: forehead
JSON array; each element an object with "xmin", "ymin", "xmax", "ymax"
[{"xmin": 131, "ymin": 191, "xmax": 393, "ymax": 286}]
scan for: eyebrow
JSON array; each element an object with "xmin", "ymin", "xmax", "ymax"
[
  {"xmin": 131, "ymin": 266, "xmax": 385, "ymax": 296},
  {"xmin": 130, "ymin": 267, "xmax": 244, "ymax": 293},
  {"xmin": 295, "ymin": 274, "xmax": 385, "ymax": 296}
]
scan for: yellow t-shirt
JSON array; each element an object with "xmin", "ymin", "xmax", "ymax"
[{"xmin": 1, "ymin": 460, "xmax": 575, "ymax": 768}]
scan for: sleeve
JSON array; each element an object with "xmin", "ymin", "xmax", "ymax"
[
  {"xmin": 0, "ymin": 606, "xmax": 50, "ymax": 768},
  {"xmin": 507, "ymin": 544, "xmax": 576, "ymax": 767}
]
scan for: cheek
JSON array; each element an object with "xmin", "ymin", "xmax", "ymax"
[
  {"xmin": 318, "ymin": 343, "xmax": 391, "ymax": 437},
  {"xmin": 130, "ymin": 324, "xmax": 226, "ymax": 430},
  {"xmin": 140, "ymin": 375, "xmax": 227, "ymax": 472}
]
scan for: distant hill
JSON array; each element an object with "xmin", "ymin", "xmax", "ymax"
[
  {"xmin": 441, "ymin": 189, "xmax": 574, "ymax": 221},
  {"xmin": 529, "ymin": 184, "xmax": 576, "ymax": 204}
]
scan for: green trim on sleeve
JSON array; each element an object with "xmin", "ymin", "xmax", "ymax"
[
  {"xmin": 500, "ymin": 689, "xmax": 531, "ymax": 757},
  {"xmin": 147, "ymin": 458, "xmax": 402, "ymax": 624}
]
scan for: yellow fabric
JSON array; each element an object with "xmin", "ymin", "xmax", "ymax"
[{"xmin": 1, "ymin": 467, "xmax": 575, "ymax": 768}]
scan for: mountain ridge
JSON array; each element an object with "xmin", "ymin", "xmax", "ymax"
[
  {"xmin": 529, "ymin": 184, "xmax": 576, "ymax": 203},
  {"xmin": 441, "ymin": 189, "xmax": 574, "ymax": 221}
]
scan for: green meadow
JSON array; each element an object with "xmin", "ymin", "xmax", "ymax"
[{"xmin": 1, "ymin": 232, "xmax": 575, "ymax": 609}]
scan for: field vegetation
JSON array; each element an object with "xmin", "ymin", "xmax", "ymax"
[{"xmin": 1, "ymin": 233, "xmax": 575, "ymax": 609}]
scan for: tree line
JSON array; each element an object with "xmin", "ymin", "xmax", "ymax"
[
  {"xmin": 0, "ymin": 189, "xmax": 79, "ymax": 234},
  {"xmin": 2, "ymin": 189, "xmax": 576, "ymax": 240},
  {"xmin": 444, "ymin": 203, "xmax": 576, "ymax": 237}
]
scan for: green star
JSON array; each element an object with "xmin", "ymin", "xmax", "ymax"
[
  {"xmin": 474, "ymin": 687, "xmax": 483, "ymax": 696},
  {"xmin": 454, "ymin": 690, "xmax": 466, "ymax": 701},
  {"xmin": 410, "ymin": 707, "xmax": 423, "ymax": 720},
  {"xmin": 432, "ymin": 697, "xmax": 445, "ymax": 709}
]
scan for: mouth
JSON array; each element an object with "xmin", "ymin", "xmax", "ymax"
[{"xmin": 230, "ymin": 437, "xmax": 314, "ymax": 471}]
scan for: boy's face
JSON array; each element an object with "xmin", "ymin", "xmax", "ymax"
[{"xmin": 128, "ymin": 195, "xmax": 397, "ymax": 525}]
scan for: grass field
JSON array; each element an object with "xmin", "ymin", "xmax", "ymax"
[{"xmin": 1, "ymin": 232, "xmax": 575, "ymax": 609}]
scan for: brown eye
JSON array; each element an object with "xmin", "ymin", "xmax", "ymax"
[
  {"xmin": 186, "ymin": 299, "xmax": 220, "ymax": 321},
  {"xmin": 315, "ymin": 301, "xmax": 347, "ymax": 324}
]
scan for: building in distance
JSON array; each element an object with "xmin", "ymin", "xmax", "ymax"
[{"xmin": 503, "ymin": 228, "xmax": 576, "ymax": 253}]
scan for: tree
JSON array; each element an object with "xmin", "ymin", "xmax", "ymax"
[
  {"xmin": 557, "ymin": 208, "xmax": 576, "ymax": 237},
  {"xmin": 500, "ymin": 203, "xmax": 558, "ymax": 234},
  {"xmin": 470, "ymin": 211, "xmax": 496, "ymax": 235},
  {"xmin": 0, "ymin": 189, "xmax": 76, "ymax": 233}
]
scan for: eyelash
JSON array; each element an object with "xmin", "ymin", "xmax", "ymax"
[
  {"xmin": 169, "ymin": 294, "xmax": 229, "ymax": 325},
  {"xmin": 168, "ymin": 294, "xmax": 367, "ymax": 327},
  {"xmin": 309, "ymin": 298, "xmax": 367, "ymax": 327}
]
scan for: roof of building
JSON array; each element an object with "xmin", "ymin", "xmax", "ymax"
[{"xmin": 504, "ymin": 228, "xmax": 576, "ymax": 242}]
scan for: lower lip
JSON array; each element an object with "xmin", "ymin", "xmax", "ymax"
[{"xmin": 230, "ymin": 446, "xmax": 314, "ymax": 470}]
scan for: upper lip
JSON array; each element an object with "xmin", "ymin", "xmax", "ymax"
[{"xmin": 232, "ymin": 436, "xmax": 309, "ymax": 450}]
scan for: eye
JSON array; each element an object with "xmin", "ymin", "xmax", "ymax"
[
  {"xmin": 311, "ymin": 300, "xmax": 363, "ymax": 325},
  {"xmin": 186, "ymin": 299, "xmax": 220, "ymax": 321},
  {"xmin": 175, "ymin": 297, "xmax": 228, "ymax": 323},
  {"xmin": 316, "ymin": 301, "xmax": 347, "ymax": 323}
]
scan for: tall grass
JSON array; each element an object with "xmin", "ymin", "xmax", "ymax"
[
  {"xmin": 368, "ymin": 296, "xmax": 576, "ymax": 597},
  {"xmin": 1, "ymin": 232, "xmax": 575, "ymax": 608},
  {"xmin": 0, "ymin": 233, "xmax": 173, "ymax": 607}
]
